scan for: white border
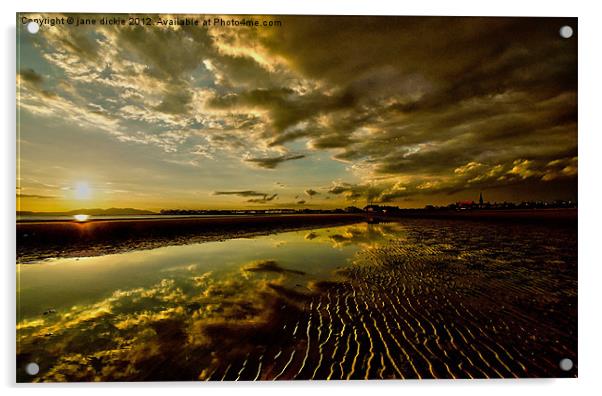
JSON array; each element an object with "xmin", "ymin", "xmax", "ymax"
[{"xmin": 3, "ymin": 1, "xmax": 601, "ymax": 395}]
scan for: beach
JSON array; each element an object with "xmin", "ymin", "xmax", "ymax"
[
  {"xmin": 17, "ymin": 210, "xmax": 576, "ymax": 263},
  {"xmin": 17, "ymin": 216, "xmax": 577, "ymax": 381}
]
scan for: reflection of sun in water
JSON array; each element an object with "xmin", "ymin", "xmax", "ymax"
[
  {"xmin": 73, "ymin": 214, "xmax": 90, "ymax": 222},
  {"xmin": 74, "ymin": 182, "xmax": 91, "ymax": 200}
]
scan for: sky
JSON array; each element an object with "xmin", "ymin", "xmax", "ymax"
[{"xmin": 17, "ymin": 14, "xmax": 577, "ymax": 212}]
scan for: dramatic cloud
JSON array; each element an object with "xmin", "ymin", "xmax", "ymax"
[
  {"xmin": 213, "ymin": 190, "xmax": 278, "ymax": 204},
  {"xmin": 247, "ymin": 194, "xmax": 278, "ymax": 204},
  {"xmin": 16, "ymin": 193, "xmax": 57, "ymax": 199},
  {"xmin": 18, "ymin": 68, "xmax": 43, "ymax": 86},
  {"xmin": 17, "ymin": 14, "xmax": 577, "ymax": 209},
  {"xmin": 244, "ymin": 154, "xmax": 305, "ymax": 169},
  {"xmin": 258, "ymin": 16, "xmax": 577, "ymax": 203},
  {"xmin": 213, "ymin": 190, "xmax": 271, "ymax": 198}
]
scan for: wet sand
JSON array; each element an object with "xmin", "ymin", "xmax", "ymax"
[
  {"xmin": 17, "ymin": 210, "xmax": 576, "ymax": 263},
  {"xmin": 196, "ymin": 221, "xmax": 577, "ymax": 380}
]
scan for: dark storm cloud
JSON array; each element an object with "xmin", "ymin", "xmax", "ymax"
[
  {"xmin": 209, "ymin": 53, "xmax": 278, "ymax": 88},
  {"xmin": 213, "ymin": 190, "xmax": 270, "ymax": 198},
  {"xmin": 19, "ymin": 68, "xmax": 43, "ymax": 85},
  {"xmin": 304, "ymin": 189, "xmax": 319, "ymax": 197},
  {"xmin": 204, "ymin": 17, "xmax": 578, "ymax": 199},
  {"xmin": 58, "ymin": 29, "xmax": 101, "ymax": 61},
  {"xmin": 206, "ymin": 87, "xmax": 358, "ymax": 143},
  {"xmin": 213, "ymin": 190, "xmax": 278, "ymax": 203},
  {"xmin": 326, "ymin": 154, "xmax": 578, "ymax": 204},
  {"xmin": 250, "ymin": 16, "xmax": 577, "ymax": 202},
  {"xmin": 111, "ymin": 24, "xmax": 212, "ymax": 81},
  {"xmin": 155, "ymin": 88, "xmax": 193, "ymax": 115},
  {"xmin": 263, "ymin": 17, "xmax": 576, "ymax": 94},
  {"xmin": 22, "ymin": 14, "xmax": 577, "ymax": 207},
  {"xmin": 16, "ymin": 193, "xmax": 57, "ymax": 199},
  {"xmin": 244, "ymin": 154, "xmax": 306, "ymax": 169},
  {"xmin": 104, "ymin": 21, "xmax": 282, "ymax": 116},
  {"xmin": 18, "ymin": 68, "xmax": 56, "ymax": 98},
  {"xmin": 247, "ymin": 194, "xmax": 278, "ymax": 203},
  {"xmin": 208, "ymin": 88, "xmax": 317, "ymax": 133},
  {"xmin": 328, "ymin": 182, "xmax": 384, "ymax": 202}
]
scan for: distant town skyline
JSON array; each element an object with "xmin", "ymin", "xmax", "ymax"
[{"xmin": 17, "ymin": 15, "xmax": 577, "ymax": 212}]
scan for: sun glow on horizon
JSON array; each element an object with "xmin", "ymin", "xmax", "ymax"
[{"xmin": 73, "ymin": 214, "xmax": 90, "ymax": 222}]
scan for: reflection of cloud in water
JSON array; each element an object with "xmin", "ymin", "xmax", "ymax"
[
  {"xmin": 17, "ymin": 222, "xmax": 407, "ymax": 381},
  {"xmin": 192, "ymin": 271, "xmax": 212, "ymax": 287},
  {"xmin": 304, "ymin": 232, "xmax": 318, "ymax": 240},
  {"xmin": 326, "ymin": 223, "xmax": 407, "ymax": 248},
  {"xmin": 16, "ymin": 318, "xmax": 45, "ymax": 331},
  {"xmin": 17, "ymin": 260, "xmax": 311, "ymax": 382},
  {"xmin": 242, "ymin": 259, "xmax": 306, "ymax": 275},
  {"xmin": 18, "ymin": 278, "xmax": 187, "ymax": 340},
  {"xmin": 160, "ymin": 263, "xmax": 198, "ymax": 273}
]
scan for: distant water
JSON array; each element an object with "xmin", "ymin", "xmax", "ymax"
[{"xmin": 17, "ymin": 214, "xmax": 272, "ymax": 222}]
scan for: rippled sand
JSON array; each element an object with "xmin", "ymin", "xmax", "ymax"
[
  {"xmin": 17, "ymin": 219, "xmax": 577, "ymax": 381},
  {"xmin": 200, "ymin": 223, "xmax": 576, "ymax": 380}
]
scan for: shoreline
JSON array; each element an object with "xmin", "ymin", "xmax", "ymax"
[
  {"xmin": 16, "ymin": 209, "xmax": 577, "ymax": 263},
  {"xmin": 371, "ymin": 208, "xmax": 577, "ymax": 224}
]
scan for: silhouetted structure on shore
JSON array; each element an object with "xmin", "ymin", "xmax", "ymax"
[
  {"xmin": 366, "ymin": 195, "xmax": 576, "ymax": 214},
  {"xmin": 159, "ymin": 195, "xmax": 576, "ymax": 216}
]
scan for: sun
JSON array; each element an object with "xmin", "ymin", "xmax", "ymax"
[{"xmin": 74, "ymin": 182, "xmax": 92, "ymax": 200}]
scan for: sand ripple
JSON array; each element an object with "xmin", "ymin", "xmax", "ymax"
[{"xmin": 202, "ymin": 221, "xmax": 576, "ymax": 380}]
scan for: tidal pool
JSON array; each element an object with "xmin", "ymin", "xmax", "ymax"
[{"xmin": 17, "ymin": 224, "xmax": 375, "ymax": 319}]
